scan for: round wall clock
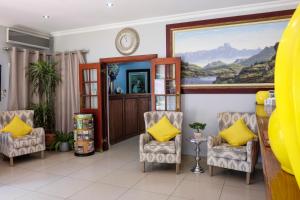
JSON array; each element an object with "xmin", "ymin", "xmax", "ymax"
[{"xmin": 115, "ymin": 28, "xmax": 140, "ymax": 55}]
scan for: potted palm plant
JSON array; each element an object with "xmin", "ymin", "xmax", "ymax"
[
  {"xmin": 189, "ymin": 122, "xmax": 207, "ymax": 139},
  {"xmin": 50, "ymin": 131, "xmax": 74, "ymax": 152},
  {"xmin": 28, "ymin": 61, "xmax": 60, "ymax": 147}
]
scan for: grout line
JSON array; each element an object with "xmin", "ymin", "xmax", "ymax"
[{"xmin": 218, "ymin": 179, "xmax": 225, "ymax": 200}]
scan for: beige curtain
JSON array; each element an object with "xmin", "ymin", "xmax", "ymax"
[
  {"xmin": 55, "ymin": 51, "xmax": 86, "ymax": 132},
  {"xmin": 7, "ymin": 47, "xmax": 43, "ymax": 110}
]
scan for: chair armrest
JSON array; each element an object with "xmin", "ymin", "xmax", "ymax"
[
  {"xmin": 175, "ymin": 134, "xmax": 182, "ymax": 154},
  {"xmin": 30, "ymin": 128, "xmax": 45, "ymax": 146},
  {"xmin": 139, "ymin": 133, "xmax": 151, "ymax": 153},
  {"xmin": 246, "ymin": 138, "xmax": 259, "ymax": 164},
  {"xmin": 0, "ymin": 132, "xmax": 13, "ymax": 146},
  {"xmin": 207, "ymin": 135, "xmax": 222, "ymax": 149},
  {"xmin": 30, "ymin": 127, "xmax": 45, "ymax": 137}
]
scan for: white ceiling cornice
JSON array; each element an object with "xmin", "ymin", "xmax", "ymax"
[{"xmin": 51, "ymin": 0, "xmax": 299, "ymax": 37}]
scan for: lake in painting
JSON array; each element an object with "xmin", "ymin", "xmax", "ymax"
[{"xmin": 173, "ymin": 20, "xmax": 289, "ymax": 85}]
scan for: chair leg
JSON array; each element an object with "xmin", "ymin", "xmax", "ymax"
[
  {"xmin": 176, "ymin": 164, "xmax": 180, "ymax": 174},
  {"xmin": 142, "ymin": 162, "xmax": 146, "ymax": 172},
  {"xmin": 209, "ymin": 165, "xmax": 213, "ymax": 176},
  {"xmin": 246, "ymin": 172, "xmax": 251, "ymax": 185},
  {"xmin": 9, "ymin": 157, "xmax": 14, "ymax": 166},
  {"xmin": 41, "ymin": 151, "xmax": 45, "ymax": 159}
]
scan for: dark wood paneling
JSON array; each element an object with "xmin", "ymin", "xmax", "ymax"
[
  {"xmin": 125, "ymin": 98, "xmax": 138, "ymax": 137},
  {"xmin": 109, "ymin": 94, "xmax": 150, "ymax": 144},
  {"xmin": 138, "ymin": 97, "xmax": 150, "ymax": 133},
  {"xmin": 109, "ymin": 99, "xmax": 123, "ymax": 144}
]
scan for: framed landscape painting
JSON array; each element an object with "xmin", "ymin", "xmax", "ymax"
[{"xmin": 166, "ymin": 10, "xmax": 295, "ymax": 93}]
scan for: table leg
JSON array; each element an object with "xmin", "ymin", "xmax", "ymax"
[{"xmin": 191, "ymin": 142, "xmax": 204, "ymax": 173}]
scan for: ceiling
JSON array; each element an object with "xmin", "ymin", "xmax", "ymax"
[{"xmin": 0, "ymin": 0, "xmax": 292, "ymax": 33}]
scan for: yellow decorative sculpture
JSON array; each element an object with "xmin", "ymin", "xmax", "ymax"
[
  {"xmin": 256, "ymin": 91, "xmax": 269, "ymax": 105},
  {"xmin": 269, "ymin": 109, "xmax": 293, "ymax": 174},
  {"xmin": 269, "ymin": 5, "xmax": 300, "ymax": 187}
]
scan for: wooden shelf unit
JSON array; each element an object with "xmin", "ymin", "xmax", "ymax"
[{"xmin": 256, "ymin": 105, "xmax": 300, "ymax": 200}]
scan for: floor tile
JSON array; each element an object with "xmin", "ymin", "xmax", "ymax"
[
  {"xmin": 15, "ymin": 191, "xmax": 63, "ymax": 200},
  {"xmin": 224, "ymin": 170, "xmax": 265, "ymax": 191},
  {"xmin": 68, "ymin": 182, "xmax": 128, "ymax": 200},
  {"xmin": 118, "ymin": 188, "xmax": 168, "ymax": 200},
  {"xmin": 133, "ymin": 172, "xmax": 184, "ymax": 195},
  {"xmin": 0, "ymin": 185, "xmax": 30, "ymax": 200},
  {"xmin": 0, "ymin": 167, "xmax": 31, "ymax": 184},
  {"xmin": 98, "ymin": 170, "xmax": 146, "ymax": 188},
  {"xmin": 37, "ymin": 177, "xmax": 92, "ymax": 198},
  {"xmin": 68, "ymin": 164, "xmax": 113, "ymax": 181},
  {"xmin": 172, "ymin": 180, "xmax": 223, "ymax": 200},
  {"xmin": 220, "ymin": 185, "xmax": 266, "ymax": 200},
  {"xmin": 168, "ymin": 196, "xmax": 191, "ymax": 200},
  {"xmin": 39, "ymin": 160, "xmax": 89, "ymax": 176},
  {"xmin": 9, "ymin": 171, "xmax": 63, "ymax": 191},
  {"xmin": 184, "ymin": 170, "xmax": 226, "ymax": 185}
]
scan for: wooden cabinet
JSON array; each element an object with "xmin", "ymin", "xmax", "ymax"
[
  {"xmin": 109, "ymin": 94, "xmax": 151, "ymax": 144},
  {"xmin": 256, "ymin": 105, "xmax": 300, "ymax": 200}
]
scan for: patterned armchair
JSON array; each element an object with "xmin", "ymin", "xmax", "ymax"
[
  {"xmin": 140, "ymin": 111, "xmax": 183, "ymax": 174},
  {"xmin": 0, "ymin": 110, "xmax": 45, "ymax": 166},
  {"xmin": 207, "ymin": 112, "xmax": 259, "ymax": 184}
]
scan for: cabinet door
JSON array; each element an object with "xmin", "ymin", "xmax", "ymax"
[
  {"xmin": 138, "ymin": 96, "xmax": 151, "ymax": 133},
  {"xmin": 125, "ymin": 98, "xmax": 138, "ymax": 137},
  {"xmin": 151, "ymin": 58, "xmax": 181, "ymax": 111},
  {"xmin": 109, "ymin": 98, "xmax": 123, "ymax": 144},
  {"xmin": 79, "ymin": 63, "xmax": 103, "ymax": 151}
]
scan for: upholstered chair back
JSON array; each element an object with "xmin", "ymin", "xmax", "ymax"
[
  {"xmin": 217, "ymin": 112, "xmax": 257, "ymax": 134},
  {"xmin": 0, "ymin": 110, "xmax": 34, "ymax": 129},
  {"xmin": 144, "ymin": 111, "xmax": 183, "ymax": 131}
]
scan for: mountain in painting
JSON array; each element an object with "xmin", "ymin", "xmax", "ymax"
[
  {"xmin": 203, "ymin": 61, "xmax": 227, "ymax": 69},
  {"xmin": 181, "ymin": 43, "xmax": 277, "ymax": 84},
  {"xmin": 177, "ymin": 43, "xmax": 261, "ymax": 66},
  {"xmin": 234, "ymin": 46, "xmax": 276, "ymax": 67}
]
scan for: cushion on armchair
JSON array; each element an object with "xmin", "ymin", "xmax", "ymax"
[
  {"xmin": 219, "ymin": 118, "xmax": 256, "ymax": 146},
  {"xmin": 147, "ymin": 116, "xmax": 181, "ymax": 142},
  {"xmin": 144, "ymin": 140, "xmax": 176, "ymax": 154},
  {"xmin": 1, "ymin": 116, "xmax": 32, "ymax": 138},
  {"xmin": 210, "ymin": 143, "xmax": 247, "ymax": 161}
]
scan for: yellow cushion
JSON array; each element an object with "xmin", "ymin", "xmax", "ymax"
[
  {"xmin": 1, "ymin": 116, "xmax": 32, "ymax": 138},
  {"xmin": 147, "ymin": 116, "xmax": 181, "ymax": 142},
  {"xmin": 219, "ymin": 118, "xmax": 256, "ymax": 146}
]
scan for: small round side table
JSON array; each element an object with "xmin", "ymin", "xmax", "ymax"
[{"xmin": 189, "ymin": 137, "xmax": 207, "ymax": 173}]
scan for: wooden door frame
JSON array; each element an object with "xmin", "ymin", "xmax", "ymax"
[
  {"xmin": 79, "ymin": 63, "xmax": 103, "ymax": 151},
  {"xmin": 151, "ymin": 57, "xmax": 181, "ymax": 111},
  {"xmin": 99, "ymin": 54, "xmax": 157, "ymax": 149}
]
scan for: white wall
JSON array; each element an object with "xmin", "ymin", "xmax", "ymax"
[
  {"xmin": 53, "ymin": 2, "xmax": 296, "ymax": 155},
  {"xmin": 0, "ymin": 25, "xmax": 9, "ymax": 111}
]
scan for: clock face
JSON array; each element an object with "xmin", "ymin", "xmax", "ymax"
[
  {"xmin": 115, "ymin": 28, "xmax": 139, "ymax": 55},
  {"xmin": 120, "ymin": 34, "xmax": 132, "ymax": 48}
]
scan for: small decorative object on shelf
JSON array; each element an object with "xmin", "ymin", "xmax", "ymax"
[
  {"xmin": 189, "ymin": 122, "xmax": 206, "ymax": 140},
  {"xmin": 256, "ymin": 90, "xmax": 270, "ymax": 105},
  {"xmin": 73, "ymin": 113, "xmax": 95, "ymax": 156}
]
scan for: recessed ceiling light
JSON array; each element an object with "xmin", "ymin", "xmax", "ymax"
[
  {"xmin": 106, "ymin": 2, "xmax": 114, "ymax": 7},
  {"xmin": 42, "ymin": 15, "xmax": 50, "ymax": 19}
]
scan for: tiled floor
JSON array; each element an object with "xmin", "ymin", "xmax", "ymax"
[{"xmin": 0, "ymin": 136, "xmax": 266, "ymax": 200}]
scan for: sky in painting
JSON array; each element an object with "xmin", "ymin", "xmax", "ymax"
[{"xmin": 174, "ymin": 20, "xmax": 288, "ymax": 53}]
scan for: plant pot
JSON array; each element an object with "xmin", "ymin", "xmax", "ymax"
[
  {"xmin": 45, "ymin": 132, "xmax": 56, "ymax": 148},
  {"xmin": 194, "ymin": 132, "xmax": 203, "ymax": 140},
  {"xmin": 59, "ymin": 142, "xmax": 70, "ymax": 152}
]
